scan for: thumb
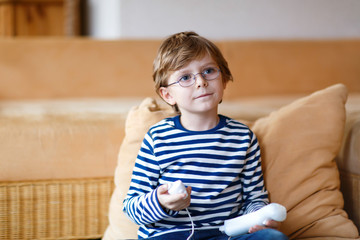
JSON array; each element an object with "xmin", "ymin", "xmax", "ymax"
[{"xmin": 157, "ymin": 184, "xmax": 169, "ymax": 195}]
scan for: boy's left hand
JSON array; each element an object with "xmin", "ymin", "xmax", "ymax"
[{"xmin": 248, "ymin": 219, "xmax": 281, "ymax": 233}]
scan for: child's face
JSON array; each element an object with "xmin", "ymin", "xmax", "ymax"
[{"xmin": 159, "ymin": 54, "xmax": 226, "ymax": 116}]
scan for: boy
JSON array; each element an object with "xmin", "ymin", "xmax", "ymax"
[{"xmin": 123, "ymin": 31, "xmax": 288, "ymax": 240}]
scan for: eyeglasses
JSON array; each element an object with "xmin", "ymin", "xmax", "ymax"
[{"xmin": 166, "ymin": 67, "xmax": 221, "ymax": 88}]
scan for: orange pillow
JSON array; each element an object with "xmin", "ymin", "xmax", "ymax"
[
  {"xmin": 103, "ymin": 84, "xmax": 359, "ymax": 239},
  {"xmin": 248, "ymin": 84, "xmax": 359, "ymax": 239}
]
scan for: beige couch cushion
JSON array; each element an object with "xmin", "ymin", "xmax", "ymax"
[
  {"xmin": 104, "ymin": 84, "xmax": 359, "ymax": 239},
  {"xmin": 338, "ymin": 103, "xmax": 360, "ymax": 176}
]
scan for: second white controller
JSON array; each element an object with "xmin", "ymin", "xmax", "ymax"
[{"xmin": 220, "ymin": 203, "xmax": 287, "ymax": 237}]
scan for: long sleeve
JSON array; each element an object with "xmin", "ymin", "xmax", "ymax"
[
  {"xmin": 123, "ymin": 133, "xmax": 177, "ymax": 225},
  {"xmin": 240, "ymin": 130, "xmax": 268, "ymax": 214}
]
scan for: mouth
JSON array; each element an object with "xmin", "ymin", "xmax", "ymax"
[{"xmin": 195, "ymin": 93, "xmax": 213, "ymax": 99}]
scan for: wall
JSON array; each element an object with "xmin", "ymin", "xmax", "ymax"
[
  {"xmin": 1, "ymin": 39, "xmax": 359, "ymax": 99},
  {"xmin": 86, "ymin": 0, "xmax": 360, "ymax": 40}
]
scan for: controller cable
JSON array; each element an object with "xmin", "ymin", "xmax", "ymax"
[
  {"xmin": 185, "ymin": 208, "xmax": 194, "ymax": 240},
  {"xmin": 167, "ymin": 181, "xmax": 194, "ymax": 240}
]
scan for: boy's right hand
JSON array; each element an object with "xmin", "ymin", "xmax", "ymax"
[{"xmin": 157, "ymin": 184, "xmax": 191, "ymax": 211}]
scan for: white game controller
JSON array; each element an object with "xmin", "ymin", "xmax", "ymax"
[
  {"xmin": 219, "ymin": 203, "xmax": 287, "ymax": 237},
  {"xmin": 167, "ymin": 180, "xmax": 188, "ymax": 199},
  {"xmin": 167, "ymin": 180, "xmax": 194, "ymax": 240}
]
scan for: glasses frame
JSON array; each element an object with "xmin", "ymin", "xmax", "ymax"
[{"xmin": 165, "ymin": 67, "xmax": 221, "ymax": 88}]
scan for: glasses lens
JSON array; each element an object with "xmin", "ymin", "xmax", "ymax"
[
  {"xmin": 202, "ymin": 67, "xmax": 220, "ymax": 80},
  {"xmin": 178, "ymin": 74, "xmax": 195, "ymax": 87}
]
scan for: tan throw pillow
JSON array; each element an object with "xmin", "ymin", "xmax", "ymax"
[
  {"xmin": 103, "ymin": 98, "xmax": 176, "ymax": 240},
  {"xmin": 249, "ymin": 83, "xmax": 359, "ymax": 239},
  {"xmin": 103, "ymin": 84, "xmax": 359, "ymax": 239}
]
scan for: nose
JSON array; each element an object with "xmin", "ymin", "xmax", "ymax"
[{"xmin": 194, "ymin": 73, "xmax": 208, "ymax": 87}]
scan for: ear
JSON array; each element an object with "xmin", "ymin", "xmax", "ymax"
[{"xmin": 159, "ymin": 87, "xmax": 176, "ymax": 106}]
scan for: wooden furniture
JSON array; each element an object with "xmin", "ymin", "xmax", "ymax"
[{"xmin": 0, "ymin": 0, "xmax": 79, "ymax": 37}]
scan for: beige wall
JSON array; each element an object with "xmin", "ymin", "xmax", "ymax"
[{"xmin": 86, "ymin": 0, "xmax": 360, "ymax": 40}]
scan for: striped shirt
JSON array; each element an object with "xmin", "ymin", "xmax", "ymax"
[{"xmin": 123, "ymin": 115, "xmax": 268, "ymax": 239}]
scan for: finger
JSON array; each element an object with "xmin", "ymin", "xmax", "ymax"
[
  {"xmin": 249, "ymin": 225, "xmax": 266, "ymax": 233},
  {"xmin": 176, "ymin": 199, "xmax": 191, "ymax": 211},
  {"xmin": 167, "ymin": 193, "xmax": 188, "ymax": 203},
  {"xmin": 186, "ymin": 186, "xmax": 192, "ymax": 195},
  {"xmin": 265, "ymin": 220, "xmax": 281, "ymax": 229},
  {"xmin": 167, "ymin": 198, "xmax": 189, "ymax": 211}
]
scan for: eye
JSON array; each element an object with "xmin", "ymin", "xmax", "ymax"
[
  {"xmin": 203, "ymin": 67, "xmax": 216, "ymax": 75},
  {"xmin": 179, "ymin": 74, "xmax": 193, "ymax": 82}
]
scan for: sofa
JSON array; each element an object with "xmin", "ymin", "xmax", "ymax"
[{"xmin": 0, "ymin": 38, "xmax": 359, "ymax": 240}]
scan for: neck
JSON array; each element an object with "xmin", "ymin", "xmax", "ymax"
[{"xmin": 180, "ymin": 112, "xmax": 219, "ymax": 131}]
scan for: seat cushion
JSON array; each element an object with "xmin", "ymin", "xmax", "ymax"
[{"xmin": 0, "ymin": 98, "xmax": 142, "ymax": 181}]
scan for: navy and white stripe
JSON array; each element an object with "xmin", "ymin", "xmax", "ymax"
[{"xmin": 123, "ymin": 115, "xmax": 268, "ymax": 239}]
